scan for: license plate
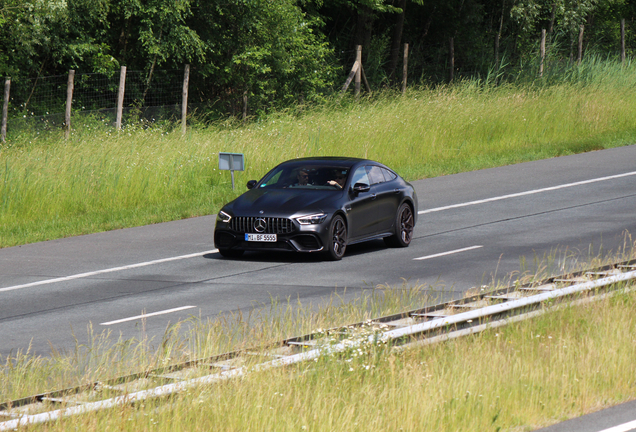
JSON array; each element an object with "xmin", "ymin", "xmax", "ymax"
[{"xmin": 245, "ymin": 233, "xmax": 277, "ymax": 242}]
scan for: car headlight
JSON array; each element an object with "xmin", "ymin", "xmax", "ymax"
[
  {"xmin": 217, "ymin": 210, "xmax": 232, "ymax": 223},
  {"xmin": 295, "ymin": 213, "xmax": 327, "ymax": 225}
]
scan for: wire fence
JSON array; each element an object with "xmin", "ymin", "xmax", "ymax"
[
  {"xmin": 0, "ymin": 24, "xmax": 632, "ymax": 142},
  {"xmin": 1, "ymin": 69, "xmax": 185, "ymax": 136}
]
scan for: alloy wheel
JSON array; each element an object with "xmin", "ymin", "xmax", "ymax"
[
  {"xmin": 328, "ymin": 216, "xmax": 347, "ymax": 260},
  {"xmin": 399, "ymin": 205, "xmax": 414, "ymax": 244}
]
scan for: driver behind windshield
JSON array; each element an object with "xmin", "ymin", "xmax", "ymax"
[
  {"xmin": 327, "ymin": 169, "xmax": 347, "ymax": 189},
  {"xmin": 295, "ymin": 169, "xmax": 309, "ymax": 186}
]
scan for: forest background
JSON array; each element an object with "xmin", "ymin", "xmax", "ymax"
[{"xmin": 1, "ymin": 0, "xmax": 635, "ymax": 122}]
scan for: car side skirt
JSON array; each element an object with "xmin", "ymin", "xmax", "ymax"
[{"xmin": 346, "ymin": 232, "xmax": 395, "ymax": 246}]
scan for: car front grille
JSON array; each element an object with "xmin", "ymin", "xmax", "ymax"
[{"xmin": 229, "ymin": 217, "xmax": 295, "ymax": 234}]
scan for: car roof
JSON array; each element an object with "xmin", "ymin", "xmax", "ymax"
[{"xmin": 276, "ymin": 157, "xmax": 377, "ymax": 169}]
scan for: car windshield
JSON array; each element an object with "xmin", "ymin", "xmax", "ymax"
[{"xmin": 258, "ymin": 165, "xmax": 350, "ymax": 190}]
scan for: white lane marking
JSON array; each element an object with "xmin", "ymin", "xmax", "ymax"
[
  {"xmin": 418, "ymin": 171, "xmax": 636, "ymax": 215},
  {"xmin": 0, "ymin": 249, "xmax": 219, "ymax": 293},
  {"xmin": 597, "ymin": 419, "xmax": 636, "ymax": 432},
  {"xmin": 100, "ymin": 306, "xmax": 197, "ymax": 326},
  {"xmin": 413, "ymin": 245, "xmax": 483, "ymax": 261}
]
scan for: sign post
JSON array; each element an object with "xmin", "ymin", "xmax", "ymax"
[{"xmin": 218, "ymin": 152, "xmax": 245, "ymax": 189}]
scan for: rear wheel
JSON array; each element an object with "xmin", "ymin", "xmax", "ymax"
[
  {"xmin": 326, "ymin": 215, "xmax": 347, "ymax": 260},
  {"xmin": 384, "ymin": 203, "xmax": 414, "ymax": 248},
  {"xmin": 218, "ymin": 248, "xmax": 245, "ymax": 258}
]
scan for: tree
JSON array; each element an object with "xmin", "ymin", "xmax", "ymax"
[
  {"xmin": 511, "ymin": 0, "xmax": 602, "ymax": 59},
  {"xmin": 189, "ymin": 0, "xmax": 337, "ymax": 114},
  {"xmin": 386, "ymin": 0, "xmax": 426, "ymax": 83},
  {"xmin": 107, "ymin": 0, "xmax": 206, "ymax": 71}
]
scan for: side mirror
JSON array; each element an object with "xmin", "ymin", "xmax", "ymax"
[
  {"xmin": 246, "ymin": 180, "xmax": 257, "ymax": 189},
  {"xmin": 353, "ymin": 182, "xmax": 370, "ymax": 195}
]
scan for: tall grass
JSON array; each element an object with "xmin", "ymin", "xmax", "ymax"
[
  {"xmin": 177, "ymin": 290, "xmax": 636, "ymax": 432},
  {"xmin": 1, "ymin": 59, "xmax": 636, "ymax": 247}
]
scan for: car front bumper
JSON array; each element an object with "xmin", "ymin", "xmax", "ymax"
[{"xmin": 214, "ymin": 219, "xmax": 330, "ymax": 253}]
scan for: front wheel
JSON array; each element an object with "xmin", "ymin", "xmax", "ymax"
[
  {"xmin": 384, "ymin": 203, "xmax": 414, "ymax": 248},
  {"xmin": 326, "ymin": 215, "xmax": 347, "ymax": 260}
]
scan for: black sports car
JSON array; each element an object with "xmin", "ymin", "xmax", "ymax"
[{"xmin": 214, "ymin": 157, "xmax": 417, "ymax": 260}]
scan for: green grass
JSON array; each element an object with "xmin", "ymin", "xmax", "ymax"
[{"xmin": 1, "ymin": 59, "xmax": 636, "ymax": 247}]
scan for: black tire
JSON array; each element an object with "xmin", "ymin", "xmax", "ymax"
[
  {"xmin": 384, "ymin": 203, "xmax": 414, "ymax": 248},
  {"xmin": 326, "ymin": 215, "xmax": 347, "ymax": 260},
  {"xmin": 218, "ymin": 248, "xmax": 245, "ymax": 258}
]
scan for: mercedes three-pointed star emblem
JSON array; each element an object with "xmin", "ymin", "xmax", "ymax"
[{"xmin": 254, "ymin": 217, "xmax": 267, "ymax": 233}]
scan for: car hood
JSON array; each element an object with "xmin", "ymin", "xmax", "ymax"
[{"xmin": 225, "ymin": 188, "xmax": 342, "ymax": 217}]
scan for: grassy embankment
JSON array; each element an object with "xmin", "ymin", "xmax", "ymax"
[
  {"xmin": 2, "ymin": 252, "xmax": 636, "ymax": 431},
  {"xmin": 1, "ymin": 59, "xmax": 636, "ymax": 247}
]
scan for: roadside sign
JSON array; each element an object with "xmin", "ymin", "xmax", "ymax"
[{"xmin": 218, "ymin": 152, "xmax": 245, "ymax": 189}]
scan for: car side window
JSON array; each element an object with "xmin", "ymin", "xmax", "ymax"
[
  {"xmin": 381, "ymin": 168, "xmax": 397, "ymax": 182},
  {"xmin": 366, "ymin": 166, "xmax": 386, "ymax": 185},
  {"xmin": 351, "ymin": 166, "xmax": 370, "ymax": 186}
]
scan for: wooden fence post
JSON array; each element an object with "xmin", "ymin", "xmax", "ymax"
[
  {"xmin": 115, "ymin": 66, "xmax": 126, "ymax": 131},
  {"xmin": 495, "ymin": 0, "xmax": 504, "ymax": 67},
  {"xmin": 402, "ymin": 43, "xmax": 409, "ymax": 94},
  {"xmin": 339, "ymin": 46, "xmax": 369, "ymax": 97},
  {"xmin": 449, "ymin": 37, "xmax": 454, "ymax": 83},
  {"xmin": 1, "ymin": 78, "xmax": 9, "ymax": 143},
  {"xmin": 539, "ymin": 29, "xmax": 546, "ymax": 77},
  {"xmin": 340, "ymin": 61, "xmax": 360, "ymax": 95},
  {"xmin": 242, "ymin": 91, "xmax": 248, "ymax": 123},
  {"xmin": 355, "ymin": 45, "xmax": 362, "ymax": 99},
  {"xmin": 621, "ymin": 18, "xmax": 626, "ymax": 63},
  {"xmin": 577, "ymin": 25, "xmax": 584, "ymax": 64},
  {"xmin": 65, "ymin": 70, "xmax": 75, "ymax": 140},
  {"xmin": 360, "ymin": 65, "xmax": 371, "ymax": 93},
  {"xmin": 181, "ymin": 64, "xmax": 190, "ymax": 136}
]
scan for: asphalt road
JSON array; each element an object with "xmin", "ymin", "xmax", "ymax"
[
  {"xmin": 535, "ymin": 399, "xmax": 636, "ymax": 432},
  {"xmin": 1, "ymin": 145, "xmax": 636, "ymax": 362}
]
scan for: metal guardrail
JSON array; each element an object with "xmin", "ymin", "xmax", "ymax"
[{"xmin": 2, "ymin": 260, "xmax": 635, "ymax": 430}]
